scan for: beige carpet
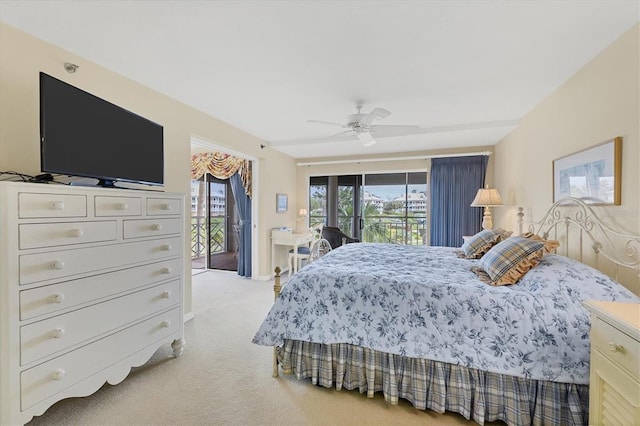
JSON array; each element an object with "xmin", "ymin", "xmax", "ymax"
[{"xmin": 27, "ymin": 270, "xmax": 496, "ymax": 426}]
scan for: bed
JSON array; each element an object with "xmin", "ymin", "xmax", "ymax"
[{"xmin": 253, "ymin": 199, "xmax": 640, "ymax": 425}]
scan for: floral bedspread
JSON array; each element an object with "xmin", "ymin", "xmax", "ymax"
[{"xmin": 253, "ymin": 243, "xmax": 639, "ymax": 384}]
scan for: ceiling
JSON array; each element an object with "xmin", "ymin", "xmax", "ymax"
[{"xmin": 1, "ymin": 1, "xmax": 638, "ymax": 159}]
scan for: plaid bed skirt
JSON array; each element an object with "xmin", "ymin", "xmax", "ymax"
[{"xmin": 278, "ymin": 340, "xmax": 589, "ymax": 426}]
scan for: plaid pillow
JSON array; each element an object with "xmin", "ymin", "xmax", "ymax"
[
  {"xmin": 521, "ymin": 232, "xmax": 560, "ymax": 254},
  {"xmin": 477, "ymin": 236, "xmax": 545, "ymax": 285},
  {"xmin": 461, "ymin": 229, "xmax": 510, "ymax": 259}
]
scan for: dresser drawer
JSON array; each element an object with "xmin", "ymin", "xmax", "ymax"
[
  {"xmin": 20, "ymin": 258, "xmax": 181, "ymax": 320},
  {"xmin": 592, "ymin": 317, "xmax": 639, "ymax": 378},
  {"xmin": 18, "ymin": 193, "xmax": 86, "ymax": 218},
  {"xmin": 19, "ymin": 236, "xmax": 181, "ymax": 285},
  {"xmin": 20, "ymin": 280, "xmax": 180, "ymax": 365},
  {"xmin": 147, "ymin": 197, "xmax": 181, "ymax": 216},
  {"xmin": 123, "ymin": 218, "xmax": 182, "ymax": 239},
  {"xmin": 19, "ymin": 221, "xmax": 117, "ymax": 249},
  {"xmin": 94, "ymin": 196, "xmax": 142, "ymax": 216},
  {"xmin": 20, "ymin": 307, "xmax": 180, "ymax": 410}
]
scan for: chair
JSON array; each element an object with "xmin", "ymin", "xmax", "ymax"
[
  {"xmin": 288, "ymin": 237, "xmax": 333, "ymax": 275},
  {"xmin": 287, "ymin": 245, "xmax": 311, "ymax": 275},
  {"xmin": 287, "ymin": 224, "xmax": 323, "ymax": 274},
  {"xmin": 309, "ymin": 238, "xmax": 332, "ymax": 262},
  {"xmin": 321, "ymin": 226, "xmax": 359, "ymax": 249}
]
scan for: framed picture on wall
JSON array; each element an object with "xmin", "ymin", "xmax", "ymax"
[
  {"xmin": 276, "ymin": 193, "xmax": 288, "ymax": 213},
  {"xmin": 553, "ymin": 137, "xmax": 622, "ymax": 205}
]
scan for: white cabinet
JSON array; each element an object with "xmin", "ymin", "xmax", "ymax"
[
  {"xmin": 0, "ymin": 182, "xmax": 186, "ymax": 425},
  {"xmin": 584, "ymin": 301, "xmax": 640, "ymax": 426}
]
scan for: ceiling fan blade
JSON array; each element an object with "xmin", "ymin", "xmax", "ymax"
[
  {"xmin": 359, "ymin": 107, "xmax": 391, "ymax": 126},
  {"xmin": 307, "ymin": 119, "xmax": 347, "ymax": 128},
  {"xmin": 320, "ymin": 129, "xmax": 353, "ymax": 140},
  {"xmin": 269, "ymin": 130, "xmax": 355, "ymax": 146},
  {"xmin": 369, "ymin": 124, "xmax": 422, "ymax": 138}
]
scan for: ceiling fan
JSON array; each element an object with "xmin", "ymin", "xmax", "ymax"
[{"xmin": 307, "ymin": 101, "xmax": 421, "ymax": 147}]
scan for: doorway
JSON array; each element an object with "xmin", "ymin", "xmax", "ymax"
[
  {"xmin": 207, "ymin": 176, "xmax": 239, "ymax": 271},
  {"xmin": 191, "ymin": 174, "xmax": 239, "ymax": 272},
  {"xmin": 190, "ymin": 136, "xmax": 257, "ymax": 278}
]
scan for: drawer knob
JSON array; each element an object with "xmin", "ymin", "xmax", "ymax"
[
  {"xmin": 161, "ymin": 267, "xmax": 172, "ymax": 274},
  {"xmin": 608, "ymin": 342, "xmax": 624, "ymax": 353},
  {"xmin": 51, "ymin": 328, "xmax": 66, "ymax": 339},
  {"xmin": 152, "ymin": 224, "xmax": 163, "ymax": 231},
  {"xmin": 161, "ymin": 320, "xmax": 172, "ymax": 328},
  {"xmin": 52, "ymin": 369, "xmax": 66, "ymax": 381},
  {"xmin": 117, "ymin": 203, "xmax": 128, "ymax": 210},
  {"xmin": 51, "ymin": 201, "xmax": 65, "ymax": 210},
  {"xmin": 69, "ymin": 228, "xmax": 84, "ymax": 238},
  {"xmin": 51, "ymin": 260, "xmax": 65, "ymax": 270},
  {"xmin": 161, "ymin": 290, "xmax": 171, "ymax": 299},
  {"xmin": 51, "ymin": 293, "xmax": 65, "ymax": 303},
  {"xmin": 162, "ymin": 203, "xmax": 173, "ymax": 211},
  {"xmin": 161, "ymin": 244, "xmax": 172, "ymax": 251}
]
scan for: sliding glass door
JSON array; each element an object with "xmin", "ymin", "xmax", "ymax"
[
  {"xmin": 189, "ymin": 174, "xmax": 239, "ymax": 272},
  {"xmin": 309, "ymin": 172, "xmax": 428, "ymax": 245},
  {"xmin": 207, "ymin": 176, "xmax": 239, "ymax": 271},
  {"xmin": 361, "ymin": 172, "xmax": 427, "ymax": 245}
]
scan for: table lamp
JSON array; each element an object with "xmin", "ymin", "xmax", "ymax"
[{"xmin": 471, "ymin": 186, "xmax": 504, "ymax": 230}]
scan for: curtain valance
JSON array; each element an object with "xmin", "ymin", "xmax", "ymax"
[{"xmin": 191, "ymin": 152, "xmax": 252, "ymax": 197}]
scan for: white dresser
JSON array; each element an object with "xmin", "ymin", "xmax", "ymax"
[
  {"xmin": 0, "ymin": 181, "xmax": 185, "ymax": 425},
  {"xmin": 584, "ymin": 301, "xmax": 640, "ymax": 426}
]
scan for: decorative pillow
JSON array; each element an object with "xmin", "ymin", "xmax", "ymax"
[
  {"xmin": 475, "ymin": 236, "xmax": 545, "ymax": 286},
  {"xmin": 521, "ymin": 232, "xmax": 560, "ymax": 254},
  {"xmin": 461, "ymin": 228, "xmax": 513, "ymax": 259}
]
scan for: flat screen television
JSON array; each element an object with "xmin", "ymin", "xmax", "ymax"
[{"xmin": 40, "ymin": 72, "xmax": 164, "ymax": 187}]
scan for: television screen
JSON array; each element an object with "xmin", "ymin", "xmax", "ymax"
[{"xmin": 40, "ymin": 72, "xmax": 164, "ymax": 187}]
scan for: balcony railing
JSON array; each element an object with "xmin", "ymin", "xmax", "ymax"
[
  {"xmin": 191, "ymin": 216, "xmax": 225, "ymax": 259},
  {"xmin": 310, "ymin": 215, "xmax": 427, "ymax": 246},
  {"xmin": 361, "ymin": 217, "xmax": 427, "ymax": 245}
]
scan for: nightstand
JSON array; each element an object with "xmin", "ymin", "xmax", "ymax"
[{"xmin": 584, "ymin": 301, "xmax": 640, "ymax": 426}]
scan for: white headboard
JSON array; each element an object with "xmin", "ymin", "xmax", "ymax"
[{"xmin": 518, "ymin": 197, "xmax": 640, "ymax": 295}]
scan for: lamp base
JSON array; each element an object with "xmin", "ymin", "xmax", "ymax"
[{"xmin": 481, "ymin": 207, "xmax": 493, "ymax": 230}]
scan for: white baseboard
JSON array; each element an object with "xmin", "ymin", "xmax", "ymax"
[{"xmin": 257, "ymin": 274, "xmax": 273, "ymax": 281}]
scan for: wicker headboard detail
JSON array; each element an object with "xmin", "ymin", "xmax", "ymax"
[{"xmin": 517, "ymin": 197, "xmax": 640, "ymax": 294}]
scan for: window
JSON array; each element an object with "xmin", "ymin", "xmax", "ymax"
[
  {"xmin": 309, "ymin": 172, "xmax": 428, "ymax": 245},
  {"xmin": 309, "ymin": 180, "xmax": 327, "ymax": 227}
]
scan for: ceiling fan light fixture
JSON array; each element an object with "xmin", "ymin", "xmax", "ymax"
[{"xmin": 357, "ymin": 131, "xmax": 376, "ymax": 147}]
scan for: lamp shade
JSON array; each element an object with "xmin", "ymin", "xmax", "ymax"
[
  {"xmin": 470, "ymin": 188, "xmax": 504, "ymax": 207},
  {"xmin": 298, "ymin": 208, "xmax": 308, "ymax": 216}
]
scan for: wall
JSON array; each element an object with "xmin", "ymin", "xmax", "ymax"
[
  {"xmin": 0, "ymin": 23, "xmax": 299, "ymax": 315},
  {"xmin": 494, "ymin": 23, "xmax": 639, "ymax": 292}
]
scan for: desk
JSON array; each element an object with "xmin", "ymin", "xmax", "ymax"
[{"xmin": 271, "ymin": 230, "xmax": 313, "ymax": 276}]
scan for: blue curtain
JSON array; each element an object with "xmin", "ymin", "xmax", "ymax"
[
  {"xmin": 230, "ymin": 173, "xmax": 252, "ymax": 277},
  {"xmin": 430, "ymin": 155, "xmax": 488, "ymax": 247}
]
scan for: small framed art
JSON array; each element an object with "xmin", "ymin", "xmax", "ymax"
[{"xmin": 276, "ymin": 193, "xmax": 288, "ymax": 213}]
